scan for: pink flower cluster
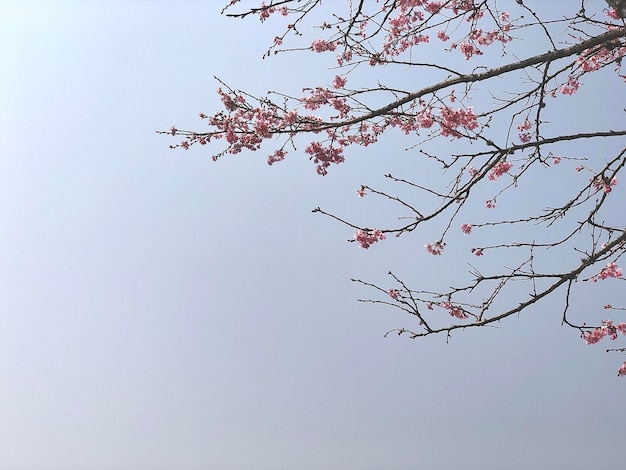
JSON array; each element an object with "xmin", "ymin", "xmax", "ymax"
[
  {"xmin": 488, "ymin": 161, "xmax": 513, "ymax": 181},
  {"xmin": 460, "ymin": 223, "xmax": 472, "ymax": 234},
  {"xmin": 267, "ymin": 149, "xmax": 286, "ymax": 165},
  {"xmin": 354, "ymin": 229, "xmax": 386, "ymax": 249},
  {"xmin": 440, "ymin": 302, "xmax": 469, "ymax": 319},
  {"xmin": 425, "ymin": 241, "xmax": 445, "ymax": 255},
  {"xmin": 591, "ymin": 262, "xmax": 623, "ymax": 282},
  {"xmin": 439, "ymin": 106, "xmax": 479, "ymax": 137},
  {"xmin": 560, "ymin": 76, "xmax": 580, "ymax": 96},
  {"xmin": 256, "ymin": 2, "xmax": 289, "ymax": 21},
  {"xmin": 332, "ymin": 75, "xmax": 347, "ymax": 89},
  {"xmin": 388, "ymin": 288, "xmax": 400, "ymax": 300},
  {"xmin": 301, "ymin": 87, "xmax": 350, "ymax": 117},
  {"xmin": 592, "ymin": 175, "xmax": 618, "ymax": 194},
  {"xmin": 517, "ymin": 118, "xmax": 532, "ymax": 143},
  {"xmin": 384, "ymin": 104, "xmax": 479, "ymax": 139},
  {"xmin": 582, "ymin": 320, "xmax": 626, "ymax": 344},
  {"xmin": 305, "ymin": 141, "xmax": 345, "ymax": 175},
  {"xmin": 379, "ymin": 1, "xmax": 511, "ymax": 60},
  {"xmin": 578, "ymin": 45, "xmax": 626, "ymax": 73},
  {"xmin": 311, "ymin": 38, "xmax": 338, "ymax": 52}
]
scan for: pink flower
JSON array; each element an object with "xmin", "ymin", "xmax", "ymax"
[
  {"xmin": 517, "ymin": 119, "xmax": 532, "ymax": 143},
  {"xmin": 597, "ymin": 262, "xmax": 622, "ymax": 280},
  {"xmin": 488, "ymin": 161, "xmax": 513, "ymax": 180},
  {"xmin": 461, "ymin": 224, "xmax": 472, "ymax": 234},
  {"xmin": 425, "ymin": 242, "xmax": 445, "ymax": 255},
  {"xmin": 267, "ymin": 149, "xmax": 286, "ymax": 165},
  {"xmin": 459, "ymin": 41, "xmax": 482, "ymax": 60},
  {"xmin": 552, "ymin": 156, "xmax": 561, "ymax": 165},
  {"xmin": 472, "ymin": 248, "xmax": 483, "ymax": 256},
  {"xmin": 311, "ymin": 39, "xmax": 338, "ymax": 52},
  {"xmin": 440, "ymin": 302, "xmax": 469, "ymax": 319},
  {"xmin": 485, "ymin": 200, "xmax": 496, "ymax": 209},
  {"xmin": 388, "ymin": 288, "xmax": 400, "ymax": 300},
  {"xmin": 438, "ymin": 106, "xmax": 479, "ymax": 137},
  {"xmin": 619, "ymin": 362, "xmax": 626, "ymax": 377},
  {"xmin": 582, "ymin": 320, "xmax": 626, "ymax": 345},
  {"xmin": 354, "ymin": 229, "xmax": 386, "ymax": 249},
  {"xmin": 356, "ymin": 186, "xmax": 366, "ymax": 197},
  {"xmin": 332, "ymin": 75, "xmax": 347, "ymax": 89},
  {"xmin": 560, "ymin": 76, "xmax": 580, "ymax": 95},
  {"xmin": 437, "ymin": 31, "xmax": 449, "ymax": 41}
]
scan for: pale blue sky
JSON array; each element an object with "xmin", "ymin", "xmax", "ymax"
[{"xmin": 1, "ymin": 1, "xmax": 625, "ymax": 469}]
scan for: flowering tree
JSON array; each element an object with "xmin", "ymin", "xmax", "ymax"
[{"xmin": 162, "ymin": 0, "xmax": 626, "ymax": 375}]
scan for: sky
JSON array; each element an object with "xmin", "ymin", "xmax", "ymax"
[{"xmin": 1, "ymin": 1, "xmax": 625, "ymax": 469}]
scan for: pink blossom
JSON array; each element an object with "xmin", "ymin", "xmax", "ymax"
[
  {"xmin": 439, "ymin": 106, "xmax": 479, "ymax": 137},
  {"xmin": 440, "ymin": 302, "xmax": 469, "ymax": 319},
  {"xmin": 578, "ymin": 46, "xmax": 626, "ymax": 72},
  {"xmin": 592, "ymin": 175, "xmax": 618, "ymax": 194},
  {"xmin": 336, "ymin": 49, "xmax": 353, "ymax": 66},
  {"xmin": 354, "ymin": 229, "xmax": 386, "ymax": 249},
  {"xmin": 425, "ymin": 241, "xmax": 445, "ymax": 255},
  {"xmin": 552, "ymin": 156, "xmax": 561, "ymax": 165},
  {"xmin": 488, "ymin": 161, "xmax": 513, "ymax": 181},
  {"xmin": 459, "ymin": 42, "xmax": 482, "ymax": 60},
  {"xmin": 560, "ymin": 77, "xmax": 580, "ymax": 95},
  {"xmin": 425, "ymin": 2, "xmax": 443, "ymax": 13},
  {"xmin": 437, "ymin": 31, "xmax": 450, "ymax": 41},
  {"xmin": 597, "ymin": 262, "xmax": 622, "ymax": 280},
  {"xmin": 267, "ymin": 149, "xmax": 286, "ymax": 166},
  {"xmin": 356, "ymin": 186, "xmax": 366, "ymax": 197},
  {"xmin": 388, "ymin": 288, "xmax": 400, "ymax": 300},
  {"xmin": 305, "ymin": 141, "xmax": 345, "ymax": 175},
  {"xmin": 332, "ymin": 75, "xmax": 347, "ymax": 89},
  {"xmin": 311, "ymin": 39, "xmax": 338, "ymax": 52},
  {"xmin": 582, "ymin": 320, "xmax": 626, "ymax": 345},
  {"xmin": 258, "ymin": 2, "xmax": 275, "ymax": 20},
  {"xmin": 619, "ymin": 362, "xmax": 626, "ymax": 377},
  {"xmin": 460, "ymin": 224, "xmax": 472, "ymax": 234},
  {"xmin": 517, "ymin": 118, "xmax": 532, "ymax": 143},
  {"xmin": 468, "ymin": 166, "xmax": 479, "ymax": 177},
  {"xmin": 485, "ymin": 200, "xmax": 496, "ymax": 209},
  {"xmin": 472, "ymin": 248, "xmax": 483, "ymax": 256}
]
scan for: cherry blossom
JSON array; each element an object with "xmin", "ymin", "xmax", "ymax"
[
  {"xmin": 170, "ymin": 0, "xmax": 626, "ymax": 377},
  {"xmin": 488, "ymin": 161, "xmax": 513, "ymax": 181},
  {"xmin": 425, "ymin": 241, "xmax": 445, "ymax": 256},
  {"xmin": 354, "ymin": 229, "xmax": 386, "ymax": 249}
]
